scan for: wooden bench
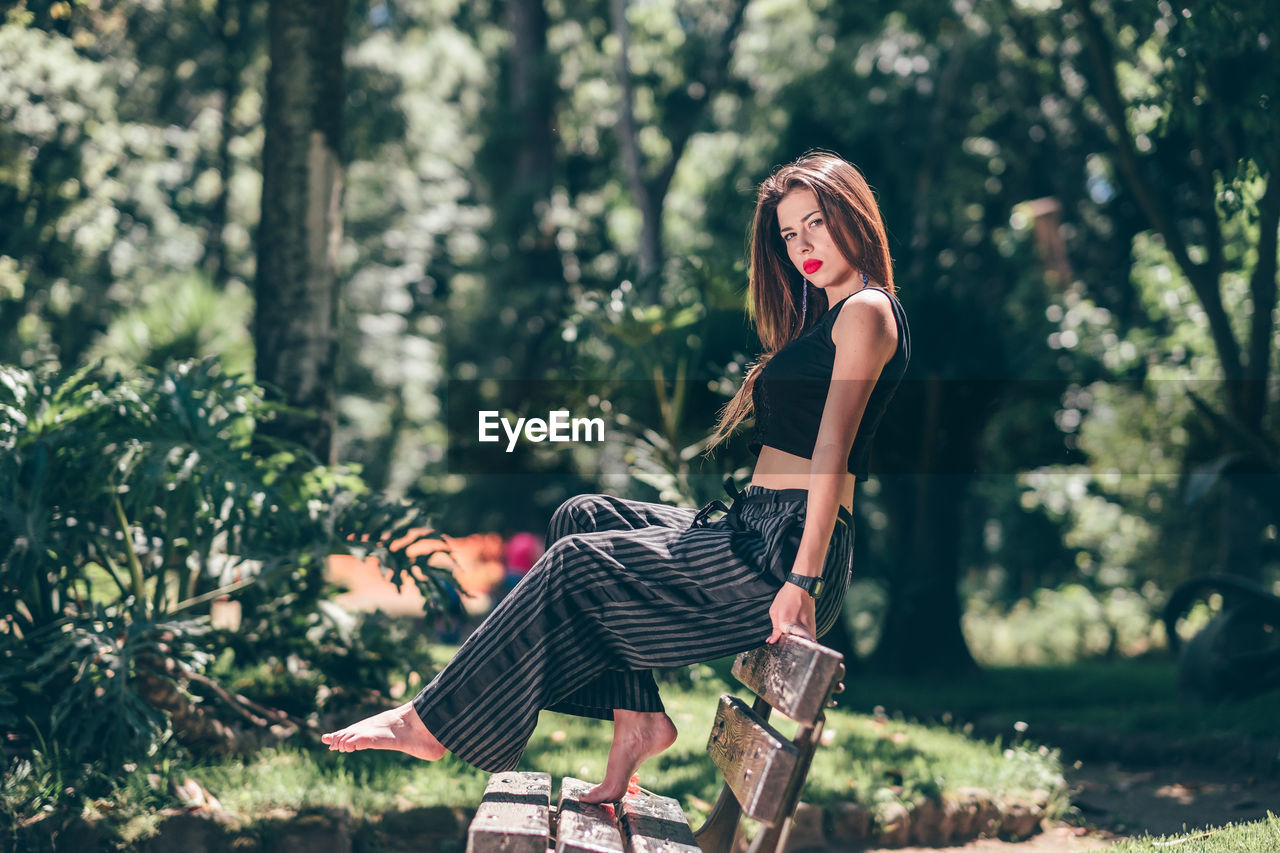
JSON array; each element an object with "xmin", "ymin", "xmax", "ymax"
[{"xmin": 466, "ymin": 634, "xmax": 845, "ymax": 853}]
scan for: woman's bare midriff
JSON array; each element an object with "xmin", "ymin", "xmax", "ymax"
[{"xmin": 749, "ymin": 445, "xmax": 856, "ymax": 514}]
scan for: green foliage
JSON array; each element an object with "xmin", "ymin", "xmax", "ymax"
[
  {"xmin": 964, "ymin": 582, "xmax": 1165, "ymax": 665},
  {"xmin": 86, "ymin": 273, "xmax": 254, "ymax": 377},
  {"xmin": 26, "ymin": 609, "xmax": 200, "ymax": 769},
  {"xmin": 0, "ymin": 358, "xmax": 454, "ymax": 786},
  {"xmin": 2, "ymin": 0, "xmax": 1275, "ymax": 690},
  {"xmin": 0, "ymin": 13, "xmax": 258, "ymax": 368},
  {"xmin": 336, "ymin": 0, "xmax": 495, "ymax": 496},
  {"xmin": 1011, "ymin": 198, "xmax": 1280, "ymax": 598},
  {"xmin": 564, "ymin": 266, "xmax": 753, "ymax": 506}
]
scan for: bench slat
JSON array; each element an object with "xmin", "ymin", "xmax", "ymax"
[
  {"xmin": 731, "ymin": 634, "xmax": 844, "ymax": 723},
  {"xmin": 618, "ymin": 789, "xmax": 698, "ymax": 853},
  {"xmin": 556, "ymin": 777, "xmax": 626, "ymax": 853},
  {"xmin": 467, "ymin": 771, "xmax": 552, "ymax": 853},
  {"xmin": 705, "ymin": 694, "xmax": 798, "ymax": 824}
]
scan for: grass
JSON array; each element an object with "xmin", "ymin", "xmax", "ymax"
[
  {"xmin": 177, "ymin": 650, "xmax": 1069, "ymax": 833},
  {"xmin": 11, "ymin": 643, "xmax": 1074, "ymax": 848},
  {"xmin": 1106, "ymin": 815, "xmax": 1280, "ymax": 852},
  {"xmin": 189, "ymin": 748, "xmax": 490, "ymax": 822},
  {"xmin": 844, "ymin": 658, "xmax": 1280, "ymax": 743}
]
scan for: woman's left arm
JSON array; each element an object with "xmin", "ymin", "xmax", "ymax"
[{"xmin": 767, "ymin": 293, "xmax": 898, "ymax": 643}]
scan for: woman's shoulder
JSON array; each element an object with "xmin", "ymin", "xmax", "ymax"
[{"xmin": 827, "ymin": 287, "xmax": 900, "ymax": 349}]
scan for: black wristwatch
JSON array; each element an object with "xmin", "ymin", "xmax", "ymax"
[{"xmin": 785, "ymin": 572, "xmax": 825, "ymax": 600}]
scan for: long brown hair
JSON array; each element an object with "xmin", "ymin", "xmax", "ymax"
[{"xmin": 706, "ymin": 151, "xmax": 895, "ymax": 450}]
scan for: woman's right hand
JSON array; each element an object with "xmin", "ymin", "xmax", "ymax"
[{"xmin": 767, "ymin": 583, "xmax": 816, "ymax": 644}]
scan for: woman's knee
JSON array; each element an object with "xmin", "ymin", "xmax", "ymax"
[
  {"xmin": 546, "ymin": 494, "xmax": 609, "ymax": 546},
  {"xmin": 537, "ymin": 534, "xmax": 601, "ymax": 589}
]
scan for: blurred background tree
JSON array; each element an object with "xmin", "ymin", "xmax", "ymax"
[
  {"xmin": 254, "ymin": 0, "xmax": 348, "ymax": 461},
  {"xmin": 1, "ymin": 0, "xmax": 1277, "ymax": 694}
]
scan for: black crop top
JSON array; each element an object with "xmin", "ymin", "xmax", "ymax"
[{"xmin": 748, "ymin": 286, "xmax": 911, "ymax": 481}]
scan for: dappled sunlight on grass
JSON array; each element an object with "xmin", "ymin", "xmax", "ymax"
[
  {"xmin": 191, "ymin": 746, "xmax": 489, "ymax": 821},
  {"xmin": 805, "ymin": 710, "xmax": 1068, "ymax": 816},
  {"xmin": 185, "ymin": 654, "xmax": 1070, "ymax": 829},
  {"xmin": 1105, "ymin": 814, "xmax": 1280, "ymax": 852}
]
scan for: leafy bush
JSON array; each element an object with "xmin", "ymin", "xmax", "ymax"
[
  {"xmin": 0, "ymin": 359, "xmax": 456, "ymax": 787},
  {"xmin": 963, "ymin": 583, "xmax": 1167, "ymax": 665}
]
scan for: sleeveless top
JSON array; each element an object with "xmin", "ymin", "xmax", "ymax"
[{"xmin": 748, "ymin": 286, "xmax": 911, "ymax": 480}]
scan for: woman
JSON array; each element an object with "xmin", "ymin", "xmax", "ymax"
[{"xmin": 321, "ymin": 151, "xmax": 911, "ymax": 805}]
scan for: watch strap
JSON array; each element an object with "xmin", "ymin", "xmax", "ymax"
[{"xmin": 785, "ymin": 572, "xmax": 825, "ymax": 599}]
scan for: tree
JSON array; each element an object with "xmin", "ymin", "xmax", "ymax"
[
  {"xmin": 610, "ymin": 0, "xmax": 749, "ymax": 290},
  {"xmin": 1063, "ymin": 0, "xmax": 1279, "ymax": 582},
  {"xmin": 254, "ymin": 0, "xmax": 348, "ymax": 462},
  {"xmin": 733, "ymin": 0, "xmax": 1138, "ymax": 675}
]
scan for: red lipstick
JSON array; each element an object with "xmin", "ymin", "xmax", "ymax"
[{"xmin": 803, "ymin": 259, "xmax": 822, "ymax": 275}]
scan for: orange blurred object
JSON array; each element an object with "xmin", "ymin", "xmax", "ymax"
[{"xmin": 326, "ymin": 529, "xmax": 505, "ymax": 616}]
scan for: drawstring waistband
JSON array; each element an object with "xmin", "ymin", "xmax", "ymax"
[
  {"xmin": 690, "ymin": 475, "xmax": 852, "ymax": 528},
  {"xmin": 689, "ymin": 475, "xmax": 735, "ymax": 528}
]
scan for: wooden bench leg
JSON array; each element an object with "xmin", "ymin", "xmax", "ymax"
[
  {"xmin": 744, "ymin": 714, "xmax": 826, "ymax": 853},
  {"xmin": 693, "ymin": 784, "xmax": 743, "ymax": 853}
]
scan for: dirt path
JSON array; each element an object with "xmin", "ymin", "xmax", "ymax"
[
  {"xmin": 854, "ymin": 759, "xmax": 1279, "ymax": 852},
  {"xmin": 1065, "ymin": 759, "xmax": 1279, "ymax": 837},
  {"xmin": 870, "ymin": 824, "xmax": 1113, "ymax": 852}
]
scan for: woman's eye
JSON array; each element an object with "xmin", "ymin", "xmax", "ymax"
[{"xmin": 809, "ymin": 218, "xmax": 823, "ymax": 228}]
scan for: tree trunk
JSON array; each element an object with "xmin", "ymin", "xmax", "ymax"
[
  {"xmin": 873, "ymin": 475, "xmax": 979, "ymax": 677},
  {"xmin": 254, "ymin": 0, "xmax": 347, "ymax": 462},
  {"xmin": 506, "ymin": 0, "xmax": 556, "ymax": 224},
  {"xmin": 610, "ymin": 0, "xmax": 660, "ymax": 283},
  {"xmin": 203, "ymin": 0, "xmax": 249, "ymax": 287},
  {"xmin": 500, "ymin": 0, "xmax": 562, "ymax": 289},
  {"xmin": 871, "ymin": 375, "xmax": 980, "ymax": 677}
]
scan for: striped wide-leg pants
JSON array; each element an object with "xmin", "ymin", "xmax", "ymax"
[{"xmin": 411, "ymin": 483, "xmax": 854, "ymax": 772}]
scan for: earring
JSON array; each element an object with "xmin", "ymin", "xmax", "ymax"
[{"xmin": 800, "ymin": 281, "xmax": 808, "ymax": 323}]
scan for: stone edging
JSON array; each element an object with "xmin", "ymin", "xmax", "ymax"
[
  {"xmin": 13, "ymin": 790, "xmax": 1047, "ymax": 852},
  {"xmin": 786, "ymin": 788, "xmax": 1048, "ymax": 850}
]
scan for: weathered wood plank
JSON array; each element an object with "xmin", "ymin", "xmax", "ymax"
[
  {"xmin": 467, "ymin": 771, "xmax": 552, "ymax": 853},
  {"xmin": 731, "ymin": 634, "xmax": 844, "ymax": 724},
  {"xmin": 705, "ymin": 695, "xmax": 798, "ymax": 824},
  {"xmin": 618, "ymin": 788, "xmax": 699, "ymax": 853},
  {"xmin": 555, "ymin": 777, "xmax": 626, "ymax": 853}
]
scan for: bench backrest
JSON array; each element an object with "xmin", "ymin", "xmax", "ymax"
[{"xmin": 696, "ymin": 634, "xmax": 845, "ymax": 853}]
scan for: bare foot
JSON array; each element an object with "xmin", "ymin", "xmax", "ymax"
[
  {"xmin": 580, "ymin": 711, "xmax": 678, "ymax": 804},
  {"xmin": 320, "ymin": 702, "xmax": 447, "ymax": 761}
]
